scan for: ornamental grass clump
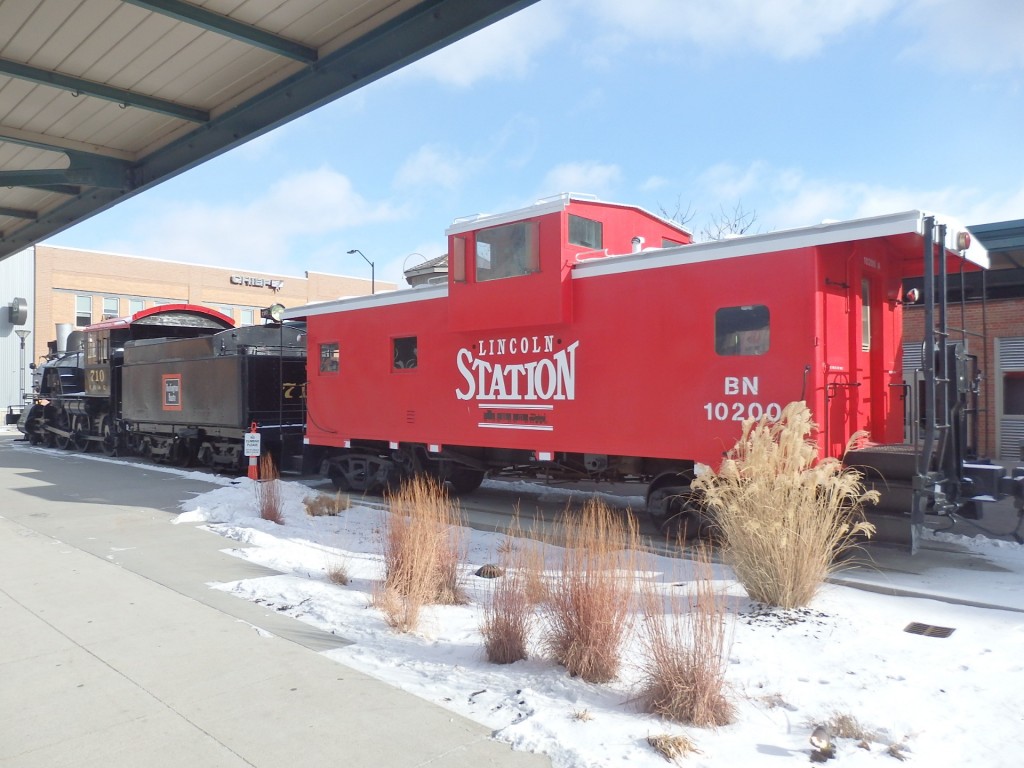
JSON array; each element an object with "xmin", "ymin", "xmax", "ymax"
[
  {"xmin": 375, "ymin": 475, "xmax": 466, "ymax": 632},
  {"xmin": 255, "ymin": 453, "xmax": 284, "ymax": 525},
  {"xmin": 543, "ymin": 499, "xmax": 639, "ymax": 683},
  {"xmin": 637, "ymin": 546, "xmax": 735, "ymax": 728},
  {"xmin": 692, "ymin": 401, "xmax": 877, "ymax": 609}
]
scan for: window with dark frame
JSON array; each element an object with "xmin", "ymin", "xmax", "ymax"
[
  {"xmin": 102, "ymin": 297, "xmax": 119, "ymax": 320},
  {"xmin": 393, "ymin": 337, "xmax": 418, "ymax": 370},
  {"xmin": 475, "ymin": 221, "xmax": 539, "ymax": 281},
  {"xmin": 568, "ymin": 214, "xmax": 603, "ymax": 250},
  {"xmin": 319, "ymin": 342, "xmax": 339, "ymax": 373},
  {"xmin": 75, "ymin": 295, "xmax": 92, "ymax": 327},
  {"xmin": 715, "ymin": 305, "xmax": 770, "ymax": 356},
  {"xmin": 1005, "ymin": 372, "xmax": 1024, "ymax": 416}
]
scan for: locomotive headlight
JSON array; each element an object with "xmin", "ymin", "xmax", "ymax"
[
  {"xmin": 955, "ymin": 231, "xmax": 971, "ymax": 251},
  {"xmin": 261, "ymin": 303, "xmax": 286, "ymax": 323}
]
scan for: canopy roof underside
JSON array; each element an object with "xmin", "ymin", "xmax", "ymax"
[{"xmin": 0, "ymin": 0, "xmax": 534, "ymax": 260}]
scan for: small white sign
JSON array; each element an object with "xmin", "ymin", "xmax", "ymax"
[{"xmin": 243, "ymin": 432, "xmax": 261, "ymax": 457}]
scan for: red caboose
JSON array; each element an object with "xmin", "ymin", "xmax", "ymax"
[{"xmin": 287, "ymin": 194, "xmax": 998, "ymax": 537}]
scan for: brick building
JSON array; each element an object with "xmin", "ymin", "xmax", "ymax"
[
  {"xmin": 1, "ymin": 244, "xmax": 392, "ymax": 415},
  {"xmin": 902, "ymin": 219, "xmax": 1024, "ymax": 462}
]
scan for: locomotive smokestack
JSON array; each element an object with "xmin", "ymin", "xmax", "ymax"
[
  {"xmin": 631, "ymin": 236, "xmax": 645, "ymax": 253},
  {"xmin": 56, "ymin": 323, "xmax": 73, "ymax": 354}
]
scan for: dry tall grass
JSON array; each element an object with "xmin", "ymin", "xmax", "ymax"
[
  {"xmin": 692, "ymin": 401, "xmax": 878, "ymax": 609},
  {"xmin": 637, "ymin": 546, "xmax": 734, "ymax": 727},
  {"xmin": 304, "ymin": 491, "xmax": 350, "ymax": 517},
  {"xmin": 255, "ymin": 453, "xmax": 284, "ymax": 525},
  {"xmin": 480, "ymin": 543, "xmax": 534, "ymax": 664},
  {"xmin": 375, "ymin": 476, "xmax": 466, "ymax": 632},
  {"xmin": 542, "ymin": 499, "xmax": 639, "ymax": 683}
]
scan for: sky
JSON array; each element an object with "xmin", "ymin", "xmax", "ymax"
[
  {"xmin": 44, "ymin": 0, "xmax": 1024, "ymax": 290},
  {"xmin": 167, "ymin": 468, "xmax": 1024, "ymax": 768}
]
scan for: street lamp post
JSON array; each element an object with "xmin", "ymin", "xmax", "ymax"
[
  {"xmin": 346, "ymin": 249, "xmax": 375, "ymax": 295},
  {"xmin": 15, "ymin": 329, "xmax": 30, "ymax": 402}
]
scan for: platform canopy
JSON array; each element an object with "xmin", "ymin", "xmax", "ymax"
[
  {"xmin": 0, "ymin": 0, "xmax": 535, "ymax": 261},
  {"xmin": 969, "ymin": 218, "xmax": 1024, "ymax": 270}
]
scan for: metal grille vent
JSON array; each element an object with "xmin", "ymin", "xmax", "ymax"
[
  {"xmin": 904, "ymin": 622, "xmax": 955, "ymax": 638},
  {"xmin": 997, "ymin": 337, "xmax": 1024, "ymax": 369},
  {"xmin": 406, "ymin": 410, "xmax": 416, "ymax": 424},
  {"xmin": 902, "ymin": 342, "xmax": 923, "ymax": 372}
]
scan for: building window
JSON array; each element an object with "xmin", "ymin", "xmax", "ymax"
[
  {"xmin": 102, "ymin": 297, "xmax": 119, "ymax": 320},
  {"xmin": 662, "ymin": 237, "xmax": 685, "ymax": 247},
  {"xmin": 393, "ymin": 337, "xmax": 417, "ymax": 370},
  {"xmin": 240, "ymin": 308, "xmax": 255, "ymax": 326},
  {"xmin": 1005, "ymin": 372, "xmax": 1024, "ymax": 416},
  {"xmin": 75, "ymin": 295, "xmax": 92, "ymax": 327},
  {"xmin": 475, "ymin": 221, "xmax": 539, "ymax": 282},
  {"xmin": 568, "ymin": 214, "xmax": 603, "ymax": 250},
  {"xmin": 129, "ymin": 298, "xmax": 145, "ymax": 315},
  {"xmin": 715, "ymin": 305, "xmax": 770, "ymax": 356},
  {"xmin": 319, "ymin": 342, "xmax": 339, "ymax": 374}
]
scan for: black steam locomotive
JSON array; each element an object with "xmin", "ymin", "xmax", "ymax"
[{"xmin": 18, "ymin": 304, "xmax": 307, "ymax": 471}]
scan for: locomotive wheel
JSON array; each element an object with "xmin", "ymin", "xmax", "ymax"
[
  {"xmin": 99, "ymin": 418, "xmax": 117, "ymax": 456},
  {"xmin": 171, "ymin": 439, "xmax": 197, "ymax": 468},
  {"xmin": 71, "ymin": 414, "xmax": 93, "ymax": 453},
  {"xmin": 53, "ymin": 410, "xmax": 73, "ymax": 450},
  {"xmin": 446, "ymin": 466, "xmax": 486, "ymax": 495},
  {"xmin": 328, "ymin": 455, "xmax": 388, "ymax": 494},
  {"xmin": 646, "ymin": 473, "xmax": 706, "ymax": 542}
]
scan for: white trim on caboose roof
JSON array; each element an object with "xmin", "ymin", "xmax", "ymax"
[
  {"xmin": 283, "ymin": 283, "xmax": 448, "ymax": 320},
  {"xmin": 444, "ymin": 193, "xmax": 692, "ymax": 239},
  {"xmin": 572, "ymin": 210, "xmax": 990, "ymax": 279}
]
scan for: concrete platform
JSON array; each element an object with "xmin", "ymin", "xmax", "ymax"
[{"xmin": 0, "ymin": 434, "xmax": 549, "ymax": 768}]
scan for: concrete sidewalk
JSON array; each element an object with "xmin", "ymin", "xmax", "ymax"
[{"xmin": 0, "ymin": 436, "xmax": 549, "ymax": 768}]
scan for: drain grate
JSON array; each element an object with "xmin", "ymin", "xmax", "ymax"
[{"xmin": 904, "ymin": 622, "xmax": 956, "ymax": 638}]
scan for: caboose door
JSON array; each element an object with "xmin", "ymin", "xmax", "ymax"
[{"xmin": 821, "ymin": 254, "xmax": 889, "ymax": 457}]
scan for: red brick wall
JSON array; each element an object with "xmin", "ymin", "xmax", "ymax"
[{"xmin": 903, "ymin": 297, "xmax": 1024, "ymax": 458}]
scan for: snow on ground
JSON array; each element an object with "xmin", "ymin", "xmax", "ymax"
[{"xmin": 176, "ymin": 476, "xmax": 1024, "ymax": 768}]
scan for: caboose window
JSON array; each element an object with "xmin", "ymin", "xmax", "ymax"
[
  {"xmin": 569, "ymin": 215, "xmax": 603, "ymax": 250},
  {"xmin": 393, "ymin": 337, "xmax": 418, "ymax": 370},
  {"xmin": 715, "ymin": 305, "xmax": 770, "ymax": 356},
  {"xmin": 475, "ymin": 221, "xmax": 539, "ymax": 281},
  {"xmin": 319, "ymin": 342, "xmax": 339, "ymax": 373},
  {"xmin": 452, "ymin": 236, "xmax": 467, "ymax": 282}
]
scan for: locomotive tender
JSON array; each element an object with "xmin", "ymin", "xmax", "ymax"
[
  {"xmin": 286, "ymin": 194, "xmax": 1024, "ymax": 545},
  {"xmin": 18, "ymin": 304, "xmax": 306, "ymax": 470}
]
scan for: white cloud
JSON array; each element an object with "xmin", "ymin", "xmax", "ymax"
[
  {"xmin": 403, "ymin": 2, "xmax": 566, "ymax": 87},
  {"xmin": 639, "ymin": 175, "xmax": 671, "ymax": 192},
  {"xmin": 539, "ymin": 161, "xmax": 623, "ymax": 199},
  {"xmin": 394, "ymin": 145, "xmax": 473, "ymax": 191},
  {"xmin": 691, "ymin": 161, "xmax": 1024, "ymax": 232},
  {"xmin": 899, "ymin": 0, "xmax": 1024, "ymax": 73},
  {"xmin": 582, "ymin": 0, "xmax": 895, "ymax": 59},
  {"xmin": 109, "ymin": 169, "xmax": 401, "ymax": 274}
]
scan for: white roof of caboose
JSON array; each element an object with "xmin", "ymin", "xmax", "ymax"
[
  {"xmin": 283, "ymin": 207, "xmax": 988, "ymax": 321},
  {"xmin": 573, "ymin": 209, "xmax": 989, "ymax": 279},
  {"xmin": 445, "ymin": 193, "xmax": 692, "ymax": 239}
]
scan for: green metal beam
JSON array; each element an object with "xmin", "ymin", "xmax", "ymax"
[
  {"xmin": 17, "ymin": 183, "xmax": 82, "ymax": 196},
  {"xmin": 0, "ymin": 150, "xmax": 133, "ymax": 190},
  {"xmin": 0, "ymin": 206, "xmax": 36, "ymax": 220},
  {"xmin": 123, "ymin": 0, "xmax": 317, "ymax": 62},
  {"xmin": 0, "ymin": 58, "xmax": 209, "ymax": 122},
  {"xmin": 0, "ymin": 0, "xmax": 538, "ymax": 257}
]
